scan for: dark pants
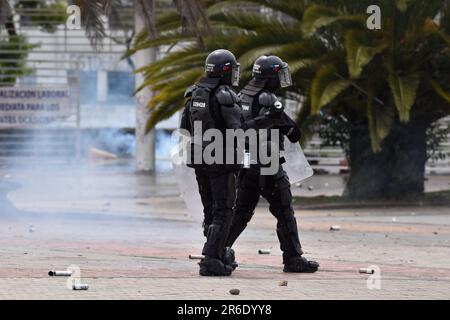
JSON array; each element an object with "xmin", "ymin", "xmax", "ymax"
[
  {"xmin": 195, "ymin": 166, "xmax": 236, "ymax": 260},
  {"xmin": 226, "ymin": 165, "xmax": 303, "ymax": 263}
]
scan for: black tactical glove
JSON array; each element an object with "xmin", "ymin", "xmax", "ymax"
[{"xmin": 266, "ymin": 100, "xmax": 284, "ymax": 119}]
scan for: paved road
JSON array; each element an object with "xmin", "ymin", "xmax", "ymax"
[{"xmin": 0, "ymin": 162, "xmax": 449, "ymax": 299}]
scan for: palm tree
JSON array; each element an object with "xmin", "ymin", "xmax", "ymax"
[
  {"xmin": 298, "ymin": 0, "xmax": 450, "ymax": 199},
  {"xmin": 129, "ymin": 0, "xmax": 450, "ymax": 200}
]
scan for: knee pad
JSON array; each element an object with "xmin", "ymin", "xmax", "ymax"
[
  {"xmin": 233, "ymin": 207, "xmax": 255, "ymax": 225},
  {"xmin": 205, "ymin": 223, "xmax": 225, "ymax": 248}
]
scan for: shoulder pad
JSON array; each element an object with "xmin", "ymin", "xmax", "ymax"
[
  {"xmin": 184, "ymin": 85, "xmax": 197, "ymax": 98},
  {"xmin": 215, "ymin": 86, "xmax": 240, "ymax": 107},
  {"xmin": 240, "ymin": 78, "xmax": 265, "ymax": 97},
  {"xmin": 258, "ymin": 91, "xmax": 278, "ymax": 108}
]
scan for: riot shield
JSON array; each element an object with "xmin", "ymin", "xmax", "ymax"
[
  {"xmin": 282, "ymin": 140, "xmax": 314, "ymax": 184},
  {"xmin": 170, "ymin": 135, "xmax": 203, "ymax": 219}
]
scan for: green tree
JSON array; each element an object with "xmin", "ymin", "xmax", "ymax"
[
  {"xmin": 129, "ymin": 0, "xmax": 450, "ymax": 200},
  {"xmin": 0, "ymin": 0, "xmax": 68, "ymax": 86}
]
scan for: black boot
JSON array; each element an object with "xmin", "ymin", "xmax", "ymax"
[
  {"xmin": 223, "ymin": 247, "xmax": 238, "ymax": 270},
  {"xmin": 199, "ymin": 257, "xmax": 234, "ymax": 276},
  {"xmin": 283, "ymin": 256, "xmax": 319, "ymax": 273}
]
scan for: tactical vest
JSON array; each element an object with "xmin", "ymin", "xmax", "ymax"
[
  {"xmin": 239, "ymin": 79, "xmax": 265, "ymax": 122},
  {"xmin": 188, "ymin": 78, "xmax": 221, "ymax": 148},
  {"xmin": 238, "ymin": 87, "xmax": 286, "ymax": 167}
]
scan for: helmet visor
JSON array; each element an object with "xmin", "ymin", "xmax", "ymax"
[
  {"xmin": 279, "ymin": 64, "xmax": 292, "ymax": 88},
  {"xmin": 232, "ymin": 64, "xmax": 240, "ymax": 87}
]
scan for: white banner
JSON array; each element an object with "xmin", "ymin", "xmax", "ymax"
[{"xmin": 0, "ymin": 86, "xmax": 71, "ymax": 127}]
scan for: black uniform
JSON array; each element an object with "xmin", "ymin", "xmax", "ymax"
[
  {"xmin": 181, "ymin": 71, "xmax": 242, "ymax": 276},
  {"xmin": 225, "ymin": 55, "xmax": 319, "ymax": 273},
  {"xmin": 226, "ymin": 87, "xmax": 304, "ymax": 262}
]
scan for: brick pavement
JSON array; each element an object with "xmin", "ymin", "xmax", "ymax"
[{"xmin": 0, "ymin": 166, "xmax": 449, "ymax": 299}]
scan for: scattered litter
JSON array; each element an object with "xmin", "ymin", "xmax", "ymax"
[
  {"xmin": 258, "ymin": 249, "xmax": 271, "ymax": 255},
  {"xmin": 329, "ymin": 225, "xmax": 341, "ymax": 231},
  {"xmin": 72, "ymin": 284, "xmax": 89, "ymax": 290},
  {"xmin": 359, "ymin": 268, "xmax": 375, "ymax": 274},
  {"xmin": 308, "ymin": 186, "xmax": 314, "ymax": 191},
  {"xmin": 48, "ymin": 270, "xmax": 72, "ymax": 277},
  {"xmin": 29, "ymin": 225, "xmax": 35, "ymax": 233},
  {"xmin": 88, "ymin": 147, "xmax": 118, "ymax": 160},
  {"xmin": 278, "ymin": 280, "xmax": 288, "ymax": 287},
  {"xmin": 433, "ymin": 232, "xmax": 439, "ymax": 235},
  {"xmin": 392, "ymin": 217, "xmax": 397, "ymax": 223},
  {"xmin": 189, "ymin": 254, "xmax": 204, "ymax": 260},
  {"xmin": 295, "ymin": 182, "xmax": 302, "ymax": 188},
  {"xmin": 229, "ymin": 289, "xmax": 240, "ymax": 295}
]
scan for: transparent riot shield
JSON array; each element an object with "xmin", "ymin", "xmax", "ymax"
[
  {"xmin": 282, "ymin": 140, "xmax": 314, "ymax": 184},
  {"xmin": 281, "ymin": 101, "xmax": 314, "ymax": 184},
  {"xmin": 170, "ymin": 133, "xmax": 203, "ymax": 218}
]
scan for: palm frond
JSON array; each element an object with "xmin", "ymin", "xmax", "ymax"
[
  {"xmin": 310, "ymin": 64, "xmax": 351, "ymax": 114},
  {"xmin": 128, "ymin": 0, "xmax": 450, "ymax": 134},
  {"xmin": 345, "ymin": 30, "xmax": 388, "ymax": 79},
  {"xmin": 301, "ymin": 4, "xmax": 365, "ymax": 37},
  {"xmin": 125, "ymin": 32, "xmax": 196, "ymax": 58},
  {"xmin": 208, "ymin": 0, "xmax": 305, "ymax": 23},
  {"xmin": 76, "ymin": 0, "xmax": 113, "ymax": 49},
  {"xmin": 386, "ymin": 63, "xmax": 420, "ymax": 122},
  {"xmin": 136, "ymin": 0, "xmax": 157, "ymax": 39},
  {"xmin": 367, "ymin": 84, "xmax": 394, "ymax": 152},
  {"xmin": 430, "ymin": 79, "xmax": 450, "ymax": 103},
  {"xmin": 146, "ymin": 68, "xmax": 204, "ymax": 132}
]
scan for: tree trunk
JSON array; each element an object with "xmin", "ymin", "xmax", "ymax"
[
  {"xmin": 345, "ymin": 120, "xmax": 429, "ymax": 200},
  {"xmin": 134, "ymin": 2, "xmax": 156, "ymax": 172}
]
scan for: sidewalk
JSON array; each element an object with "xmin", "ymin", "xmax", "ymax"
[{"xmin": 0, "ymin": 162, "xmax": 449, "ymax": 299}]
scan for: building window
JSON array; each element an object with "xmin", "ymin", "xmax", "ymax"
[
  {"xmin": 107, "ymin": 71, "xmax": 134, "ymax": 105},
  {"xmin": 79, "ymin": 71, "xmax": 97, "ymax": 104}
]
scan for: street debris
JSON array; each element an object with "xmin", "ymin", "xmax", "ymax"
[
  {"xmin": 329, "ymin": 225, "xmax": 341, "ymax": 231},
  {"xmin": 72, "ymin": 284, "xmax": 89, "ymax": 290},
  {"xmin": 359, "ymin": 268, "xmax": 375, "ymax": 274},
  {"xmin": 48, "ymin": 270, "xmax": 72, "ymax": 276},
  {"xmin": 229, "ymin": 289, "xmax": 240, "ymax": 295},
  {"xmin": 295, "ymin": 182, "xmax": 302, "ymax": 188},
  {"xmin": 392, "ymin": 217, "xmax": 397, "ymax": 222},
  {"xmin": 258, "ymin": 249, "xmax": 271, "ymax": 255},
  {"xmin": 308, "ymin": 186, "xmax": 314, "ymax": 191},
  {"xmin": 28, "ymin": 225, "xmax": 35, "ymax": 233},
  {"xmin": 189, "ymin": 254, "xmax": 204, "ymax": 260},
  {"xmin": 278, "ymin": 280, "xmax": 288, "ymax": 287},
  {"xmin": 88, "ymin": 147, "xmax": 118, "ymax": 160}
]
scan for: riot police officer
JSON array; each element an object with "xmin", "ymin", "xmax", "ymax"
[
  {"xmin": 180, "ymin": 49, "xmax": 243, "ymax": 276},
  {"xmin": 225, "ymin": 55, "xmax": 319, "ymax": 273}
]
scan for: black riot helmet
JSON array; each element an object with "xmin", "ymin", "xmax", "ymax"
[
  {"xmin": 252, "ymin": 55, "xmax": 292, "ymax": 90},
  {"xmin": 205, "ymin": 49, "xmax": 240, "ymax": 87}
]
